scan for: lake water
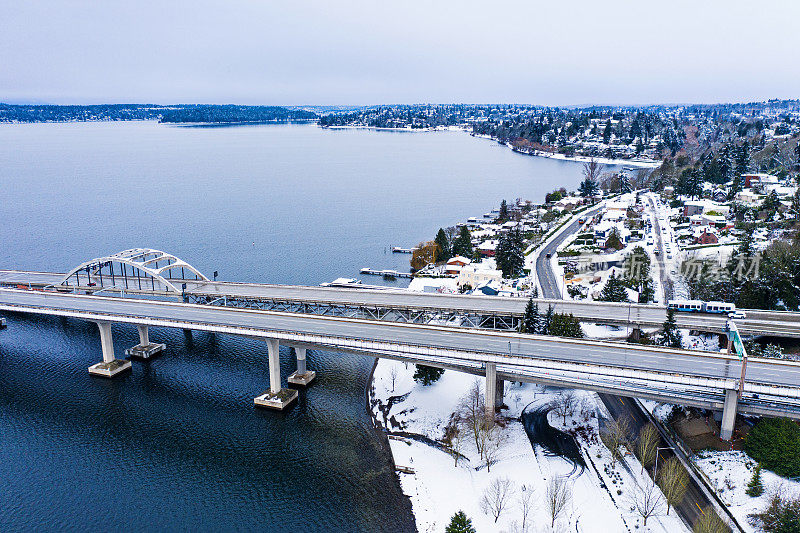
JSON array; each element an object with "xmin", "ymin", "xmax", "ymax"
[{"xmin": 0, "ymin": 121, "xmax": 591, "ymax": 531}]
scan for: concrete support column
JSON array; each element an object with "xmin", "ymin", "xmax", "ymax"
[
  {"xmin": 495, "ymin": 377, "xmax": 505, "ymax": 410},
  {"xmin": 137, "ymin": 324, "xmax": 150, "ymax": 346},
  {"xmin": 720, "ymin": 388, "xmax": 738, "ymax": 441},
  {"xmin": 267, "ymin": 338, "xmax": 281, "ymax": 394},
  {"xmin": 485, "ymin": 363, "xmax": 497, "ymax": 419},
  {"xmin": 98, "ymin": 321, "xmax": 115, "ymax": 363},
  {"xmin": 88, "ymin": 321, "xmax": 131, "ymax": 377},
  {"xmin": 255, "ymin": 338, "xmax": 298, "ymax": 410},
  {"xmin": 288, "ymin": 346, "xmax": 316, "ymax": 386},
  {"xmin": 125, "ymin": 324, "xmax": 165, "ymax": 360}
]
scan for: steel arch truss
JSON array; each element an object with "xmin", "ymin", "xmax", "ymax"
[
  {"xmin": 185, "ymin": 293, "xmax": 521, "ymax": 331},
  {"xmin": 60, "ymin": 248, "xmax": 209, "ymax": 294}
]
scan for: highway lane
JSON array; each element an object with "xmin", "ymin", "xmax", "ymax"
[
  {"xmin": 2, "ymin": 288, "xmax": 800, "ymax": 391},
  {"xmin": 534, "ymin": 204, "xmax": 605, "ymax": 299},
  {"xmin": 647, "ymin": 195, "xmax": 674, "ymax": 301}
]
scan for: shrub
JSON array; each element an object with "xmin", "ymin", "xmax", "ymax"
[{"xmin": 744, "ymin": 418, "xmax": 800, "ymax": 477}]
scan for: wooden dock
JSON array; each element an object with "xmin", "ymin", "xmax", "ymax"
[{"xmin": 360, "ymin": 268, "xmax": 413, "ymax": 279}]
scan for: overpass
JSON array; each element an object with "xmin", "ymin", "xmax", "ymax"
[
  {"xmin": 1, "ymin": 268, "xmax": 799, "ymax": 338},
  {"xmin": 2, "ymin": 286, "xmax": 800, "ymax": 436}
]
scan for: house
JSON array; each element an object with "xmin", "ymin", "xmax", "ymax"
[
  {"xmin": 735, "ymin": 190, "xmax": 761, "ymax": 206},
  {"xmin": 700, "ymin": 214, "xmax": 727, "ymax": 227},
  {"xmin": 478, "ymin": 240, "xmax": 497, "ymax": 257},
  {"xmin": 663, "ymin": 186, "xmax": 675, "ymax": 199},
  {"xmin": 593, "ymin": 221, "xmax": 616, "ymax": 240},
  {"xmin": 444, "ymin": 256, "xmax": 471, "ymax": 275},
  {"xmin": 554, "ymin": 197, "xmax": 580, "ymax": 211},
  {"xmin": 683, "ymin": 201, "xmax": 706, "ymax": 217},
  {"xmin": 743, "ymin": 173, "xmax": 779, "ymax": 189},
  {"xmin": 694, "ymin": 228, "xmax": 719, "ymax": 245},
  {"xmin": 457, "ymin": 264, "xmax": 503, "ymax": 288},
  {"xmin": 712, "ymin": 189, "xmax": 728, "ymax": 203},
  {"xmin": 604, "ymin": 201, "xmax": 629, "ymax": 221}
]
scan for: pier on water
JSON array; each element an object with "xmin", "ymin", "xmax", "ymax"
[{"xmin": 359, "ymin": 268, "xmax": 413, "ymax": 279}]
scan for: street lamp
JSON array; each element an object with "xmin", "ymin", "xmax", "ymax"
[{"xmin": 652, "ymin": 446, "xmax": 673, "ymax": 480}]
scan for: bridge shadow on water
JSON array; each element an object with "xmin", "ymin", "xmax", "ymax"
[{"xmin": 520, "ymin": 403, "xmax": 586, "ymax": 477}]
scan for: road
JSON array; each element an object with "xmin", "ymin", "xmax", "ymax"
[
  {"xmin": 534, "ymin": 204, "xmax": 604, "ymax": 299},
  {"xmin": 646, "ymin": 195, "xmax": 674, "ymax": 301}
]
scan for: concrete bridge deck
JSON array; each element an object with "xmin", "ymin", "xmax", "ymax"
[{"xmin": 1, "ymin": 269, "xmax": 799, "ymax": 337}]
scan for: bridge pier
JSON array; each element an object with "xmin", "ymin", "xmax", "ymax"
[
  {"xmin": 287, "ymin": 346, "xmax": 316, "ymax": 386},
  {"xmin": 88, "ymin": 321, "xmax": 131, "ymax": 377},
  {"xmin": 495, "ymin": 377, "xmax": 505, "ymax": 410},
  {"xmin": 254, "ymin": 338, "xmax": 298, "ymax": 410},
  {"xmin": 485, "ymin": 363, "xmax": 497, "ymax": 421},
  {"xmin": 720, "ymin": 389, "xmax": 738, "ymax": 441},
  {"xmin": 125, "ymin": 324, "xmax": 166, "ymax": 360}
]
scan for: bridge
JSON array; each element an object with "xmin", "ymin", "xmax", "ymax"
[
  {"xmin": 2, "ymin": 270, "xmax": 798, "ymax": 340},
  {"xmin": 2, "ymin": 249, "xmax": 800, "ymax": 438}
]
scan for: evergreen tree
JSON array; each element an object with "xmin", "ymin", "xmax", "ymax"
[
  {"xmin": 579, "ymin": 176, "xmax": 599, "ymax": 198},
  {"xmin": 452, "ymin": 226, "xmax": 473, "ymax": 257},
  {"xmin": 659, "ymin": 308, "xmax": 683, "ymax": 349},
  {"xmin": 746, "ymin": 464, "xmax": 765, "ymax": 497},
  {"xmin": 522, "ymin": 297, "xmax": 541, "ymax": 334},
  {"xmin": 435, "ymin": 228, "xmax": 451, "ymax": 262},
  {"xmin": 445, "ymin": 511, "xmax": 476, "ymax": 533},
  {"xmin": 598, "ymin": 272, "xmax": 628, "ymax": 302},
  {"xmin": 497, "ymin": 199, "xmax": 509, "ymax": 222},
  {"xmin": 547, "ymin": 312, "xmax": 584, "ymax": 338},
  {"xmin": 413, "ymin": 364, "xmax": 444, "ymax": 385},
  {"xmin": 496, "ymin": 229, "xmax": 525, "ymax": 278},
  {"xmin": 542, "ymin": 305, "xmax": 554, "ymax": 333},
  {"xmin": 602, "ymin": 119, "xmax": 613, "ymax": 143}
]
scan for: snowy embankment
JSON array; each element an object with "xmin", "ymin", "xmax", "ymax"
[
  {"xmin": 694, "ymin": 451, "xmax": 800, "ymax": 533},
  {"xmin": 370, "ymin": 359, "xmax": 689, "ymax": 532}
]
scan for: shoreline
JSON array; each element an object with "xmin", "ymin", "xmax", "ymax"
[{"xmin": 470, "ymin": 132, "xmax": 661, "ymax": 168}]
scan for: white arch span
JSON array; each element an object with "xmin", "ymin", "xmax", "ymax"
[{"xmin": 60, "ymin": 248, "xmax": 209, "ymax": 293}]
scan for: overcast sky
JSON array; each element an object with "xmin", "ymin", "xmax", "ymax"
[{"xmin": 1, "ymin": 1, "xmax": 798, "ymax": 106}]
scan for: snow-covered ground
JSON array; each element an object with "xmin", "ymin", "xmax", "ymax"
[
  {"xmin": 694, "ymin": 451, "xmax": 800, "ymax": 532},
  {"xmin": 370, "ymin": 359, "xmax": 689, "ymax": 532}
]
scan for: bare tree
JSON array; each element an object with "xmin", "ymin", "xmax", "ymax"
[
  {"xmin": 583, "ymin": 158, "xmax": 602, "ymax": 183},
  {"xmin": 450, "ymin": 424, "xmax": 465, "ymax": 467},
  {"xmin": 657, "ymin": 456, "xmax": 689, "ymax": 515},
  {"xmin": 481, "ymin": 424, "xmax": 507, "ymax": 472},
  {"xmin": 692, "ymin": 506, "xmax": 727, "ymax": 533},
  {"xmin": 600, "ymin": 416, "xmax": 631, "ymax": 468},
  {"xmin": 550, "ymin": 390, "xmax": 577, "ymax": 425},
  {"xmin": 480, "ymin": 477, "xmax": 516, "ymax": 523},
  {"xmin": 459, "ymin": 380, "xmax": 486, "ymax": 456},
  {"xmin": 518, "ymin": 485, "xmax": 534, "ymax": 532},
  {"xmin": 629, "ymin": 478, "xmax": 665, "ymax": 527},
  {"xmin": 635, "ymin": 424, "xmax": 659, "ymax": 473},
  {"xmin": 546, "ymin": 476, "xmax": 572, "ymax": 528},
  {"xmin": 388, "ymin": 365, "xmax": 399, "ymax": 393}
]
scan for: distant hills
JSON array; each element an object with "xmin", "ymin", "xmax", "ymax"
[{"xmin": 0, "ymin": 103, "xmax": 317, "ymax": 123}]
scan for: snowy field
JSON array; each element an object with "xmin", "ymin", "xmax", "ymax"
[{"xmin": 370, "ymin": 359, "xmax": 689, "ymax": 532}]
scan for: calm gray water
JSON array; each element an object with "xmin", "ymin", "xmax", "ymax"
[{"xmin": 0, "ymin": 121, "xmax": 590, "ymax": 532}]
